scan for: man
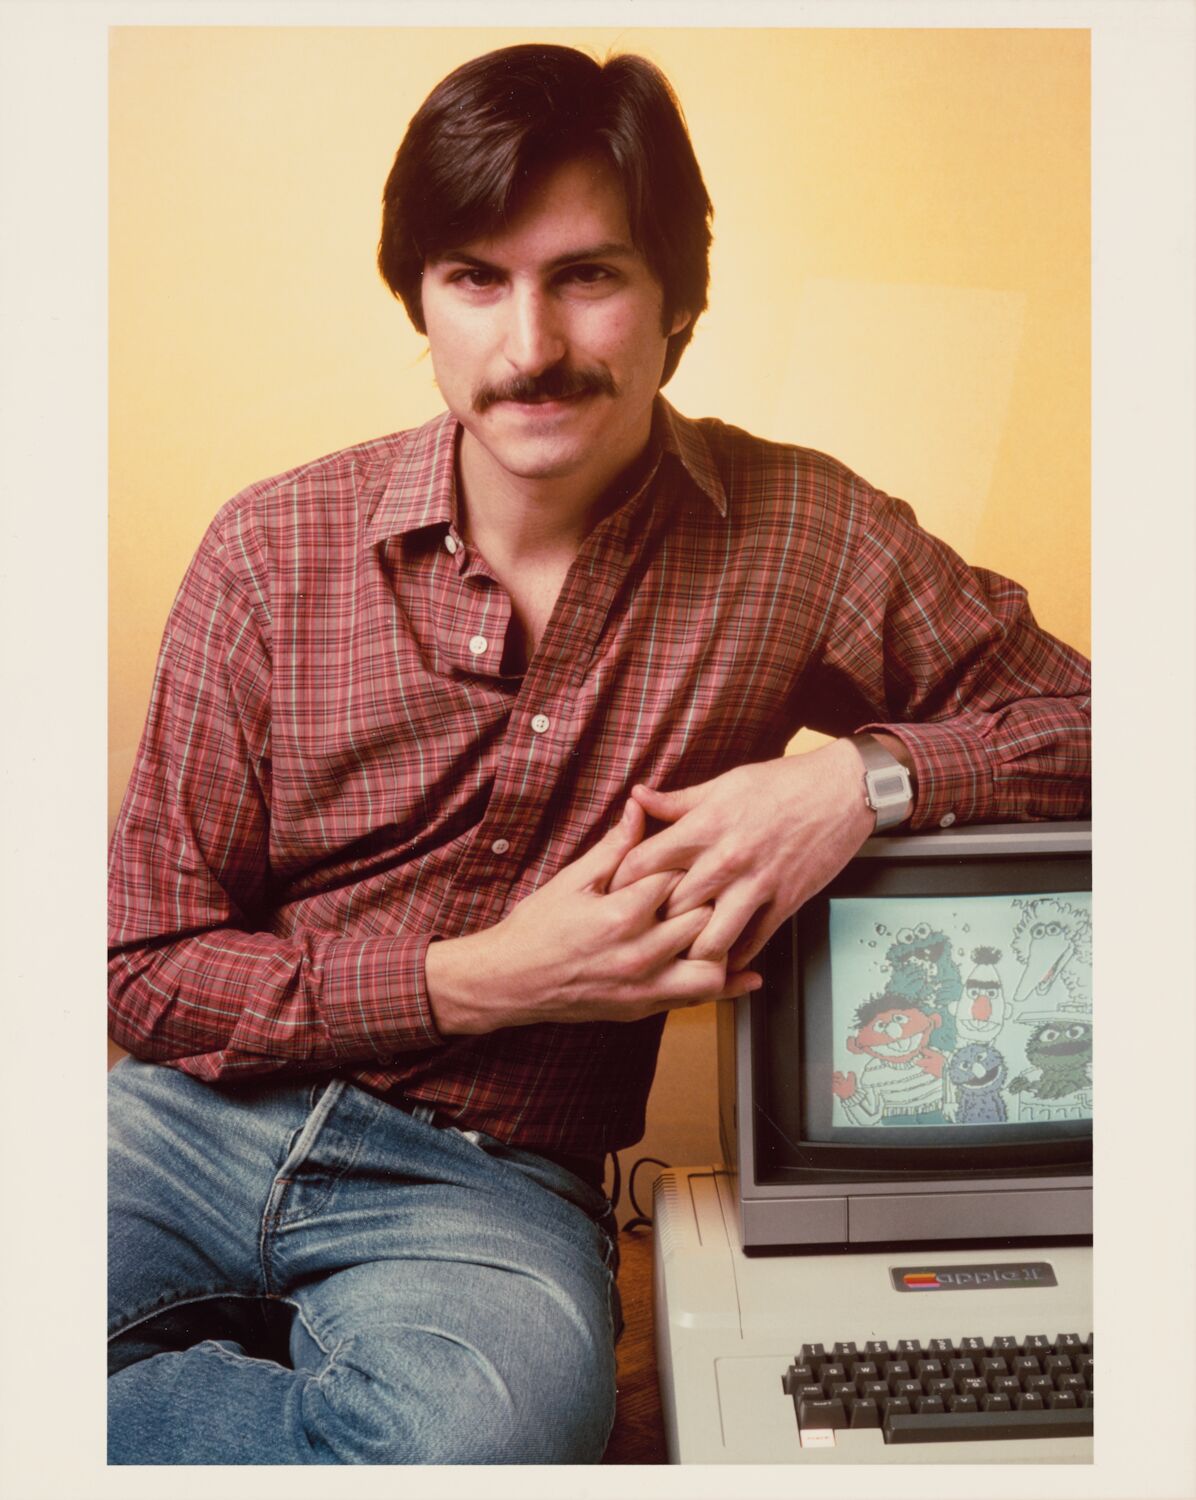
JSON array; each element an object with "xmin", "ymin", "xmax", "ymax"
[{"xmin": 107, "ymin": 43, "xmax": 1090, "ymax": 1464}]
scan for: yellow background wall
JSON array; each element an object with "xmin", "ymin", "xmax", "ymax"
[{"xmin": 109, "ymin": 27, "xmax": 1090, "ymax": 1164}]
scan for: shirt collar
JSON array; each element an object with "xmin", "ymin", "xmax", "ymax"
[
  {"xmin": 364, "ymin": 410, "xmax": 460, "ymax": 546},
  {"xmin": 654, "ymin": 397, "xmax": 728, "ymax": 517},
  {"xmin": 364, "ymin": 396, "xmax": 727, "ymax": 546}
]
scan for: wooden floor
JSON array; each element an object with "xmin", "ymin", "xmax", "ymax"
[{"xmin": 602, "ymin": 1229, "xmax": 667, "ymax": 1464}]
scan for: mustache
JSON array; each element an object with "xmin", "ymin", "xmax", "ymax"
[{"xmin": 473, "ymin": 365, "xmax": 616, "ymax": 414}]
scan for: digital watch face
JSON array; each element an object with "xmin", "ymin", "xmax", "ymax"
[{"xmin": 826, "ymin": 891, "xmax": 1092, "ymax": 1136}]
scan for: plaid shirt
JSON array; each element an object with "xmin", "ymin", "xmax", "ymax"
[{"xmin": 108, "ymin": 400, "xmax": 1091, "ymax": 1154}]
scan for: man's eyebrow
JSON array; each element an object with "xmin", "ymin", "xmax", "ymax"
[{"xmin": 429, "ymin": 241, "xmax": 638, "ymax": 271}]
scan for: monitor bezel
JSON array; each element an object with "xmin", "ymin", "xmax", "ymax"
[{"xmin": 751, "ymin": 846, "xmax": 1092, "ymax": 1186}]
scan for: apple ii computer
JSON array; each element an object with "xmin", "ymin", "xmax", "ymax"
[{"xmin": 653, "ymin": 821, "xmax": 1092, "ymax": 1464}]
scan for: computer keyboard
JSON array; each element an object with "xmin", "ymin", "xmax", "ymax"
[{"xmin": 782, "ymin": 1334, "xmax": 1094, "ymax": 1447}]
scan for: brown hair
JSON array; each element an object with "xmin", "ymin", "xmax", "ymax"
[{"xmin": 378, "ymin": 44, "xmax": 713, "ymax": 385}]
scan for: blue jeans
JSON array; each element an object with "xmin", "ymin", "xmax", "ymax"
[{"xmin": 108, "ymin": 1059, "xmax": 620, "ymax": 1464}]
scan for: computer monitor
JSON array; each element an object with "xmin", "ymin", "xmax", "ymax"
[{"xmin": 718, "ymin": 821, "xmax": 1092, "ymax": 1252}]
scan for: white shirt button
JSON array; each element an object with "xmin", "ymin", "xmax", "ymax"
[
  {"xmin": 491, "ymin": 838, "xmax": 511, "ymax": 855},
  {"xmin": 939, "ymin": 812, "xmax": 956, "ymax": 828},
  {"xmin": 468, "ymin": 635, "xmax": 488, "ymax": 656},
  {"xmin": 530, "ymin": 713, "xmax": 550, "ymax": 734},
  {"xmin": 443, "ymin": 533, "xmax": 459, "ymax": 555}
]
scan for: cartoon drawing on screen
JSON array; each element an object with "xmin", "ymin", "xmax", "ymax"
[
  {"xmin": 832, "ymin": 992, "xmax": 948, "ymax": 1126},
  {"xmin": 883, "ymin": 923, "xmax": 963, "ymax": 1053},
  {"xmin": 946, "ymin": 1041, "xmax": 1009, "ymax": 1124},
  {"xmin": 1007, "ymin": 994, "xmax": 1093, "ymax": 1122},
  {"xmin": 1010, "ymin": 898, "xmax": 1091, "ymax": 1006},
  {"xmin": 950, "ymin": 946, "xmax": 1007, "ymax": 1046}
]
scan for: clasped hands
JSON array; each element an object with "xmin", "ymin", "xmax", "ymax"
[
  {"xmin": 426, "ymin": 738, "xmax": 877, "ymax": 1036},
  {"xmin": 609, "ymin": 737, "xmax": 879, "ymax": 970}
]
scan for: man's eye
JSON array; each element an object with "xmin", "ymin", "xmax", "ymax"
[
  {"xmin": 561, "ymin": 264, "xmax": 613, "ymax": 286},
  {"xmin": 450, "ymin": 268, "xmax": 497, "ymax": 289}
]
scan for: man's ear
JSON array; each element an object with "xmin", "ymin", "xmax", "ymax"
[{"xmin": 667, "ymin": 307, "xmax": 692, "ymax": 338}]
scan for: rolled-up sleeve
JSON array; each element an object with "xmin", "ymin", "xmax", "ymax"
[{"xmin": 809, "ymin": 485, "xmax": 1090, "ymax": 830}]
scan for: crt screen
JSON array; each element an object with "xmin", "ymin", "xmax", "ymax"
[{"xmin": 825, "ymin": 891, "xmax": 1092, "ymax": 1135}]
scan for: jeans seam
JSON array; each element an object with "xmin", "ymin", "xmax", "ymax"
[
  {"xmin": 258, "ymin": 1080, "xmax": 356, "ymax": 1293},
  {"xmin": 198, "ymin": 1339, "xmax": 292, "ymax": 1374},
  {"xmin": 284, "ymin": 1295, "xmax": 338, "ymax": 1369}
]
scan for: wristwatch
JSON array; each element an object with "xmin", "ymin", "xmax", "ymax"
[{"xmin": 852, "ymin": 733, "xmax": 914, "ymax": 831}]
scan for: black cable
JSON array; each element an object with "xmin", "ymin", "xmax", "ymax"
[
  {"xmin": 606, "ymin": 1149, "xmax": 622, "ymax": 1212},
  {"xmin": 621, "ymin": 1155, "xmax": 669, "ymax": 1232}
]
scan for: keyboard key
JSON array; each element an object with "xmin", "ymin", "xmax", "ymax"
[
  {"xmin": 991, "ymin": 1336, "xmax": 1020, "ymax": 1357},
  {"xmin": 881, "ymin": 1396, "xmax": 913, "ymax": 1421},
  {"xmin": 832, "ymin": 1342, "xmax": 859, "ymax": 1364},
  {"xmin": 895, "ymin": 1339, "xmax": 922, "ymax": 1358},
  {"xmin": 797, "ymin": 1396, "xmax": 846, "ymax": 1431},
  {"xmin": 982, "ymin": 1393, "xmax": 1013, "ymax": 1413},
  {"xmin": 948, "ymin": 1394, "xmax": 980, "ymax": 1415},
  {"xmin": 916, "ymin": 1396, "xmax": 946, "ymax": 1415},
  {"xmin": 865, "ymin": 1340, "xmax": 891, "ymax": 1360},
  {"xmin": 1015, "ymin": 1391, "xmax": 1045, "ymax": 1411},
  {"xmin": 1021, "ymin": 1335, "xmax": 1052, "ymax": 1356},
  {"xmin": 958, "ymin": 1337, "xmax": 988, "ymax": 1358},
  {"xmin": 926, "ymin": 1337, "xmax": 955, "ymax": 1359},
  {"xmin": 781, "ymin": 1364, "xmax": 813, "ymax": 1395},
  {"xmin": 819, "ymin": 1363, "xmax": 847, "ymax": 1393},
  {"xmin": 884, "ymin": 1407, "xmax": 1093, "ymax": 1445},
  {"xmin": 849, "ymin": 1399, "xmax": 880, "ymax": 1429},
  {"xmin": 1047, "ymin": 1390, "xmax": 1079, "ymax": 1410},
  {"xmin": 1054, "ymin": 1333, "xmax": 1085, "ymax": 1357}
]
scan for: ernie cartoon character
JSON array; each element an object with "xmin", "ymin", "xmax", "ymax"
[{"xmin": 832, "ymin": 991, "xmax": 948, "ymax": 1127}]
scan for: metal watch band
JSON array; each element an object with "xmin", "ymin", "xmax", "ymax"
[{"xmin": 851, "ymin": 733, "xmax": 914, "ymax": 831}]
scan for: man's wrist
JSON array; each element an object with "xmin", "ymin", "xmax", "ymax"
[
  {"xmin": 848, "ymin": 732, "xmax": 916, "ymax": 830},
  {"xmin": 425, "ymin": 929, "xmax": 506, "ymax": 1037}
]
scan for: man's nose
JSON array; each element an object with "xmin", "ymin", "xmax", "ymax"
[{"xmin": 504, "ymin": 286, "xmax": 566, "ymax": 375}]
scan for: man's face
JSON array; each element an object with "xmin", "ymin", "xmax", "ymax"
[{"xmin": 420, "ymin": 154, "xmax": 689, "ymax": 495}]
